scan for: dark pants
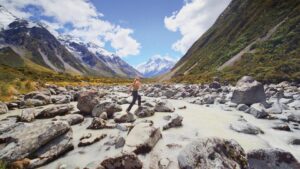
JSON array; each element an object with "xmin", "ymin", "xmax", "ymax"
[{"xmin": 127, "ymin": 91, "xmax": 141, "ymax": 112}]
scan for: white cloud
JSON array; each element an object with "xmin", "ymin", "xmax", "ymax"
[
  {"xmin": 105, "ymin": 27, "xmax": 140, "ymax": 57},
  {"xmin": 0, "ymin": 0, "xmax": 140, "ymax": 57},
  {"xmin": 165, "ymin": 0, "xmax": 231, "ymax": 54}
]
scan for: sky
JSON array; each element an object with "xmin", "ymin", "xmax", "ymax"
[{"xmin": 0, "ymin": 0, "xmax": 231, "ymax": 67}]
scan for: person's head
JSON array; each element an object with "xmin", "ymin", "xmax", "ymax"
[{"xmin": 135, "ymin": 76, "xmax": 140, "ymax": 82}]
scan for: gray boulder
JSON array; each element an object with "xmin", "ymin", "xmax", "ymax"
[
  {"xmin": 78, "ymin": 133, "xmax": 107, "ymax": 147},
  {"xmin": 35, "ymin": 104, "xmax": 74, "ymax": 119},
  {"xmin": 24, "ymin": 99, "xmax": 45, "ymax": 107},
  {"xmin": 87, "ymin": 118, "xmax": 115, "ymax": 129},
  {"xmin": 272, "ymin": 122, "xmax": 291, "ymax": 131},
  {"xmin": 266, "ymin": 100, "xmax": 288, "ymax": 114},
  {"xmin": 77, "ymin": 91, "xmax": 105, "ymax": 114},
  {"xmin": 178, "ymin": 137, "xmax": 248, "ymax": 169},
  {"xmin": 154, "ymin": 100, "xmax": 175, "ymax": 112},
  {"xmin": 0, "ymin": 121, "xmax": 72, "ymax": 163},
  {"xmin": 115, "ymin": 136, "xmax": 126, "ymax": 148},
  {"xmin": 28, "ymin": 130, "xmax": 74, "ymax": 168},
  {"xmin": 230, "ymin": 118, "xmax": 263, "ymax": 135},
  {"xmin": 289, "ymin": 100, "xmax": 300, "ymax": 110},
  {"xmin": 114, "ymin": 112, "xmax": 135, "ymax": 123},
  {"xmin": 237, "ymin": 104, "xmax": 249, "ymax": 111},
  {"xmin": 24, "ymin": 91, "xmax": 51, "ymax": 105},
  {"xmin": 20, "ymin": 108, "xmax": 36, "ymax": 122},
  {"xmin": 285, "ymin": 110, "xmax": 300, "ymax": 123},
  {"xmin": 209, "ymin": 81, "xmax": 221, "ymax": 89},
  {"xmin": 247, "ymin": 103, "xmax": 268, "ymax": 118},
  {"xmin": 290, "ymin": 138, "xmax": 300, "ymax": 145},
  {"xmin": 164, "ymin": 89, "xmax": 177, "ymax": 98},
  {"xmin": 92, "ymin": 101, "xmax": 122, "ymax": 118},
  {"xmin": 0, "ymin": 102, "xmax": 8, "ymax": 114},
  {"xmin": 99, "ymin": 112, "xmax": 108, "ymax": 120},
  {"xmin": 123, "ymin": 122, "xmax": 162, "ymax": 154},
  {"xmin": 247, "ymin": 148, "xmax": 300, "ymax": 169},
  {"xmin": 100, "ymin": 153, "xmax": 143, "ymax": 169},
  {"xmin": 134, "ymin": 106, "xmax": 155, "ymax": 118},
  {"xmin": 0, "ymin": 117, "xmax": 18, "ymax": 134},
  {"xmin": 163, "ymin": 114, "xmax": 183, "ymax": 130},
  {"xmin": 231, "ymin": 76, "xmax": 266, "ymax": 105},
  {"xmin": 53, "ymin": 114, "xmax": 84, "ymax": 125}
]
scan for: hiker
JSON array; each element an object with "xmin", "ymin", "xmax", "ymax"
[{"xmin": 126, "ymin": 77, "xmax": 142, "ymax": 113}]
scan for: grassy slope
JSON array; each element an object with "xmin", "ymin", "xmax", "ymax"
[
  {"xmin": 171, "ymin": 0, "xmax": 300, "ymax": 84},
  {"xmin": 0, "ymin": 47, "xmax": 132, "ymax": 101}
]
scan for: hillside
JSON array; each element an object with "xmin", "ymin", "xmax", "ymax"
[
  {"xmin": 0, "ymin": 5, "xmax": 141, "ymax": 78},
  {"xmin": 168, "ymin": 0, "xmax": 300, "ymax": 83}
]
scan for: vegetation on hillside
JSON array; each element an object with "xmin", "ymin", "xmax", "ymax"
[
  {"xmin": 0, "ymin": 47, "xmax": 138, "ymax": 101},
  {"xmin": 171, "ymin": 0, "xmax": 300, "ymax": 84}
]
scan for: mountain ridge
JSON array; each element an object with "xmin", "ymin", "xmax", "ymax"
[
  {"xmin": 167, "ymin": 0, "xmax": 300, "ymax": 83},
  {"xmin": 0, "ymin": 5, "xmax": 141, "ymax": 78}
]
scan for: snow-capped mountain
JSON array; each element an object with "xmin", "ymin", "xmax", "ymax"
[
  {"xmin": 0, "ymin": 5, "xmax": 17, "ymax": 30},
  {"xmin": 136, "ymin": 55, "xmax": 177, "ymax": 77},
  {"xmin": 0, "ymin": 5, "xmax": 141, "ymax": 78},
  {"xmin": 59, "ymin": 35, "xmax": 142, "ymax": 78}
]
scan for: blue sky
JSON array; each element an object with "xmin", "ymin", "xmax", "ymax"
[
  {"xmin": 90, "ymin": 0, "xmax": 184, "ymax": 66},
  {"xmin": 0, "ymin": 0, "xmax": 231, "ymax": 67}
]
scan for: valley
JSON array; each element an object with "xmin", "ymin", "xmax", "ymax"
[{"xmin": 0, "ymin": 0, "xmax": 299, "ymax": 169}]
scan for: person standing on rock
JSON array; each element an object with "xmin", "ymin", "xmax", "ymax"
[{"xmin": 126, "ymin": 77, "xmax": 142, "ymax": 113}]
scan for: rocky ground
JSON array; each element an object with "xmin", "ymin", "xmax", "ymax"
[{"xmin": 0, "ymin": 76, "xmax": 300, "ymax": 169}]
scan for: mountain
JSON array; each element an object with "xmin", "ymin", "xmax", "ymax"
[
  {"xmin": 166, "ymin": 0, "xmax": 300, "ymax": 83},
  {"xmin": 0, "ymin": 5, "xmax": 141, "ymax": 78},
  {"xmin": 136, "ymin": 56, "xmax": 176, "ymax": 77},
  {"xmin": 59, "ymin": 36, "xmax": 142, "ymax": 78}
]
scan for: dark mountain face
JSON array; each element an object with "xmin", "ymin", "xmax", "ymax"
[
  {"xmin": 170, "ymin": 0, "xmax": 300, "ymax": 83},
  {"xmin": 66, "ymin": 41, "xmax": 116, "ymax": 77},
  {"xmin": 1, "ymin": 19, "xmax": 88, "ymax": 74},
  {"xmin": 61, "ymin": 38, "xmax": 142, "ymax": 78},
  {"xmin": 0, "ymin": 5, "xmax": 141, "ymax": 78}
]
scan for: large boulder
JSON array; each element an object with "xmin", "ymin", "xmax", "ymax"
[
  {"xmin": 114, "ymin": 112, "xmax": 135, "ymax": 123},
  {"xmin": 284, "ymin": 110, "xmax": 300, "ymax": 123},
  {"xmin": 230, "ymin": 118, "xmax": 263, "ymax": 135},
  {"xmin": 28, "ymin": 130, "xmax": 74, "ymax": 168},
  {"xmin": 20, "ymin": 108, "xmax": 36, "ymax": 122},
  {"xmin": 154, "ymin": 100, "xmax": 175, "ymax": 112},
  {"xmin": 163, "ymin": 114, "xmax": 183, "ymax": 130},
  {"xmin": 0, "ymin": 121, "xmax": 72, "ymax": 163},
  {"xmin": 35, "ymin": 104, "xmax": 74, "ymax": 119},
  {"xmin": 24, "ymin": 99, "xmax": 44, "ymax": 107},
  {"xmin": 247, "ymin": 148, "xmax": 300, "ymax": 169},
  {"xmin": 77, "ymin": 91, "xmax": 105, "ymax": 114},
  {"xmin": 115, "ymin": 136, "xmax": 126, "ymax": 148},
  {"xmin": 53, "ymin": 114, "xmax": 84, "ymax": 125},
  {"xmin": 87, "ymin": 118, "xmax": 115, "ymax": 129},
  {"xmin": 0, "ymin": 102, "xmax": 8, "ymax": 114},
  {"xmin": 100, "ymin": 153, "xmax": 143, "ymax": 169},
  {"xmin": 231, "ymin": 76, "xmax": 266, "ymax": 105},
  {"xmin": 92, "ymin": 101, "xmax": 122, "ymax": 118},
  {"xmin": 52, "ymin": 95, "xmax": 71, "ymax": 104},
  {"xmin": 0, "ymin": 117, "xmax": 18, "ymax": 134},
  {"xmin": 24, "ymin": 91, "xmax": 51, "ymax": 105},
  {"xmin": 123, "ymin": 122, "xmax": 162, "ymax": 154},
  {"xmin": 178, "ymin": 137, "xmax": 248, "ymax": 169},
  {"xmin": 209, "ymin": 81, "xmax": 221, "ymax": 89},
  {"xmin": 134, "ymin": 106, "xmax": 155, "ymax": 118},
  {"xmin": 247, "ymin": 103, "xmax": 268, "ymax": 119}
]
